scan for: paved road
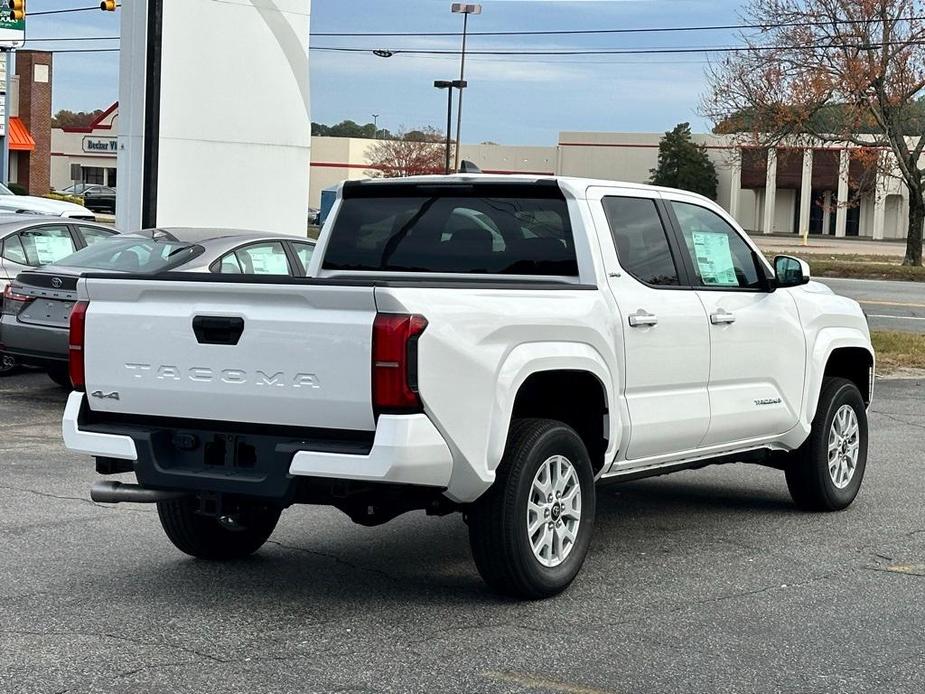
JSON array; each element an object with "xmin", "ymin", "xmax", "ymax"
[
  {"xmin": 818, "ymin": 277, "xmax": 925, "ymax": 333},
  {"xmin": 1, "ymin": 371, "xmax": 924, "ymax": 693}
]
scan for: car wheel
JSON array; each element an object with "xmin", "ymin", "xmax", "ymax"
[
  {"xmin": 157, "ymin": 496, "xmax": 281, "ymax": 560},
  {"xmin": 46, "ymin": 365, "xmax": 72, "ymax": 388},
  {"xmin": 785, "ymin": 377, "xmax": 868, "ymax": 511},
  {"xmin": 0, "ymin": 353, "xmax": 18, "ymax": 376},
  {"xmin": 468, "ymin": 418, "xmax": 596, "ymax": 599}
]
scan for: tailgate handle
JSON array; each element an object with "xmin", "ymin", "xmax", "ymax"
[{"xmin": 192, "ymin": 316, "xmax": 245, "ymax": 345}]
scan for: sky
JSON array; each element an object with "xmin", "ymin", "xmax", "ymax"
[{"xmin": 28, "ymin": 0, "xmax": 745, "ymax": 146}]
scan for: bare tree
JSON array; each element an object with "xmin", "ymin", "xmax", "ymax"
[
  {"xmin": 365, "ymin": 127, "xmax": 449, "ymax": 178},
  {"xmin": 703, "ymin": 0, "xmax": 925, "ymax": 266}
]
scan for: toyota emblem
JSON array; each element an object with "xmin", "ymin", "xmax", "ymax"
[{"xmin": 51, "ymin": 277, "xmax": 62, "ymax": 289}]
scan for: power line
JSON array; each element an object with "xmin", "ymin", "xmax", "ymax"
[
  {"xmin": 27, "ymin": 6, "xmax": 104, "ymax": 17},
  {"xmin": 309, "ymin": 16, "xmax": 925, "ymax": 38}
]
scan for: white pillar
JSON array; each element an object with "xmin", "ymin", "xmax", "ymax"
[
  {"xmin": 873, "ymin": 190, "xmax": 887, "ymax": 241},
  {"xmin": 117, "ymin": 0, "xmax": 312, "ymax": 233},
  {"xmin": 799, "ymin": 148, "xmax": 813, "ymax": 237},
  {"xmin": 835, "ymin": 148, "xmax": 849, "ymax": 237},
  {"xmin": 762, "ymin": 147, "xmax": 777, "ymax": 234},
  {"xmin": 822, "ymin": 191, "xmax": 832, "ymax": 234},
  {"xmin": 728, "ymin": 148, "xmax": 742, "ymax": 221}
]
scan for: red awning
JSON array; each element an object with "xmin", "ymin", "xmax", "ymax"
[{"xmin": 8, "ymin": 117, "xmax": 35, "ymax": 151}]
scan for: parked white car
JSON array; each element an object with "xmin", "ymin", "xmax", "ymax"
[
  {"xmin": 0, "ymin": 183, "xmax": 96, "ymax": 220},
  {"xmin": 61, "ymin": 175, "xmax": 874, "ymax": 599}
]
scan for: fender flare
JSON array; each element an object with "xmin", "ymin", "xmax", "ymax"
[
  {"xmin": 803, "ymin": 327, "xmax": 875, "ymax": 425},
  {"xmin": 487, "ymin": 341, "xmax": 618, "ymax": 474}
]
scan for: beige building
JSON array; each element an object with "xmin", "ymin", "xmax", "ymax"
[{"xmin": 47, "ymin": 103, "xmax": 911, "ymax": 240}]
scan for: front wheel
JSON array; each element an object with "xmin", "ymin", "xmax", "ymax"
[
  {"xmin": 785, "ymin": 377, "xmax": 868, "ymax": 511},
  {"xmin": 157, "ymin": 496, "xmax": 281, "ymax": 560},
  {"xmin": 468, "ymin": 418, "xmax": 596, "ymax": 599}
]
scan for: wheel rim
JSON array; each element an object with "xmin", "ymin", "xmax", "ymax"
[
  {"xmin": 0, "ymin": 354, "xmax": 15, "ymax": 373},
  {"xmin": 527, "ymin": 455, "xmax": 582, "ymax": 568},
  {"xmin": 828, "ymin": 404, "xmax": 860, "ymax": 489}
]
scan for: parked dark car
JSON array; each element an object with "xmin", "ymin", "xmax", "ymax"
[
  {"xmin": 61, "ymin": 184, "xmax": 116, "ymax": 214},
  {"xmin": 0, "ymin": 217, "xmax": 117, "ymax": 375},
  {"xmin": 0, "ymin": 228, "xmax": 315, "ymax": 386}
]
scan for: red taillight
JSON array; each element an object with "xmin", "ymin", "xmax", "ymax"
[
  {"xmin": 372, "ymin": 313, "xmax": 427, "ymax": 415},
  {"xmin": 2, "ymin": 284, "xmax": 30, "ymax": 315},
  {"xmin": 68, "ymin": 301, "xmax": 89, "ymax": 391}
]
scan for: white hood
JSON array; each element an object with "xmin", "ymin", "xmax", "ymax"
[{"xmin": 0, "ymin": 194, "xmax": 93, "ymax": 217}]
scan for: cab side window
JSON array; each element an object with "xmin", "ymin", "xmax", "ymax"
[
  {"xmin": 292, "ymin": 242, "xmax": 315, "ymax": 274},
  {"xmin": 670, "ymin": 202, "xmax": 761, "ymax": 290},
  {"xmin": 215, "ymin": 242, "xmax": 291, "ymax": 275},
  {"xmin": 602, "ymin": 196, "xmax": 680, "ymax": 286},
  {"xmin": 15, "ymin": 226, "xmax": 76, "ymax": 266}
]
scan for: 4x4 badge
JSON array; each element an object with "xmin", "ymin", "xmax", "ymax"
[{"xmin": 90, "ymin": 390, "xmax": 120, "ymax": 400}]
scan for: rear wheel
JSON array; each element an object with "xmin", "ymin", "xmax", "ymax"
[
  {"xmin": 785, "ymin": 377, "xmax": 868, "ymax": 511},
  {"xmin": 157, "ymin": 496, "xmax": 281, "ymax": 560},
  {"xmin": 46, "ymin": 365, "xmax": 71, "ymax": 388},
  {"xmin": 0, "ymin": 353, "xmax": 18, "ymax": 376},
  {"xmin": 468, "ymin": 418, "xmax": 596, "ymax": 599}
]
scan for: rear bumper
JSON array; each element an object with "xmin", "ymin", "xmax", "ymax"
[
  {"xmin": 61, "ymin": 393, "xmax": 453, "ymax": 498},
  {"xmin": 0, "ymin": 315, "xmax": 68, "ymax": 365}
]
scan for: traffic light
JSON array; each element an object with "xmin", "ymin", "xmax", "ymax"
[
  {"xmin": 7, "ymin": 0, "xmax": 25, "ymax": 22},
  {"xmin": 100, "ymin": 0, "xmax": 116, "ymax": 10}
]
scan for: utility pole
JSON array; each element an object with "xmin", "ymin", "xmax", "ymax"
[{"xmin": 450, "ymin": 3, "xmax": 480, "ymax": 172}]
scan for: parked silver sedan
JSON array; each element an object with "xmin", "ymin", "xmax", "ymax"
[
  {"xmin": 0, "ymin": 228, "xmax": 315, "ymax": 386},
  {"xmin": 0, "ymin": 215, "xmax": 117, "ymax": 374}
]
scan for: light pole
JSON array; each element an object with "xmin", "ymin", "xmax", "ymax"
[
  {"xmin": 450, "ymin": 3, "xmax": 480, "ymax": 172},
  {"xmin": 434, "ymin": 80, "xmax": 466, "ymax": 174},
  {"xmin": 372, "ymin": 113, "xmax": 379, "ymax": 134}
]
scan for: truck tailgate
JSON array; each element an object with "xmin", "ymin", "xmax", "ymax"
[{"xmin": 80, "ymin": 277, "xmax": 377, "ymax": 431}]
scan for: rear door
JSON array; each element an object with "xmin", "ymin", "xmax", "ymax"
[
  {"xmin": 81, "ymin": 277, "xmax": 379, "ymax": 431},
  {"xmin": 664, "ymin": 194, "xmax": 805, "ymax": 445},
  {"xmin": 587, "ymin": 186, "xmax": 711, "ymax": 462}
]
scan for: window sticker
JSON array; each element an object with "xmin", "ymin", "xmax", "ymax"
[
  {"xmin": 31, "ymin": 234, "xmax": 74, "ymax": 265},
  {"xmin": 691, "ymin": 231, "xmax": 738, "ymax": 286}
]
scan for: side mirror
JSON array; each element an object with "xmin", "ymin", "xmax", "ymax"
[{"xmin": 774, "ymin": 255, "xmax": 811, "ymax": 288}]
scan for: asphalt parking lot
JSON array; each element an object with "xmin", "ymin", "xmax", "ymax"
[{"xmin": 1, "ymin": 371, "xmax": 923, "ymax": 694}]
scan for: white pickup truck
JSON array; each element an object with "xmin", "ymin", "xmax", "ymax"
[{"xmin": 62, "ymin": 176, "xmax": 874, "ymax": 599}]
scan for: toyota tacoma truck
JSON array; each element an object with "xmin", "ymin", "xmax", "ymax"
[{"xmin": 62, "ymin": 176, "xmax": 874, "ymax": 599}]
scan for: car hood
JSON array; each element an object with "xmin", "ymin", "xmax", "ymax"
[{"xmin": 0, "ymin": 195, "xmax": 92, "ymax": 216}]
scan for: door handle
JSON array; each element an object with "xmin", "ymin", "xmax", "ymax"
[
  {"xmin": 628, "ymin": 309, "xmax": 658, "ymax": 327},
  {"xmin": 710, "ymin": 309, "xmax": 736, "ymax": 325}
]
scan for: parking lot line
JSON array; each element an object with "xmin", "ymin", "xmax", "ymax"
[{"xmin": 483, "ymin": 671, "xmax": 617, "ymax": 694}]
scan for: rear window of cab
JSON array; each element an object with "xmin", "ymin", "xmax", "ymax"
[{"xmin": 323, "ymin": 184, "xmax": 578, "ymax": 276}]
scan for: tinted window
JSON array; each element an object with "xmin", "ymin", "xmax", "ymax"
[
  {"xmin": 1, "ymin": 233, "xmax": 27, "ymax": 265},
  {"xmin": 323, "ymin": 193, "xmax": 577, "ymax": 275},
  {"xmin": 228, "ymin": 242, "xmax": 290, "ymax": 275},
  {"xmin": 292, "ymin": 242, "xmax": 314, "ymax": 274},
  {"xmin": 602, "ymin": 197, "xmax": 679, "ymax": 286},
  {"xmin": 671, "ymin": 202, "xmax": 761, "ymax": 289},
  {"xmin": 18, "ymin": 226, "xmax": 77, "ymax": 266},
  {"xmin": 55, "ymin": 237, "xmax": 200, "ymax": 272},
  {"xmin": 77, "ymin": 225, "xmax": 115, "ymax": 247}
]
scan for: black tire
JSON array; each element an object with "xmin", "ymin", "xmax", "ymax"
[
  {"xmin": 0, "ymin": 352, "xmax": 18, "ymax": 376},
  {"xmin": 46, "ymin": 365, "xmax": 72, "ymax": 388},
  {"xmin": 785, "ymin": 377, "xmax": 868, "ymax": 511},
  {"xmin": 157, "ymin": 496, "xmax": 281, "ymax": 560},
  {"xmin": 468, "ymin": 418, "xmax": 596, "ymax": 599}
]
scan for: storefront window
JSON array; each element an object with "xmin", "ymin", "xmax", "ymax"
[
  {"xmin": 82, "ymin": 167, "xmax": 104, "ymax": 185},
  {"xmin": 106, "ymin": 168, "xmax": 117, "ymax": 188}
]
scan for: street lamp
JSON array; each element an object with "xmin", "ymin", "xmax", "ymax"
[
  {"xmin": 434, "ymin": 79, "xmax": 466, "ymax": 174},
  {"xmin": 450, "ymin": 2, "xmax": 481, "ymax": 172},
  {"xmin": 372, "ymin": 113, "xmax": 380, "ymax": 134}
]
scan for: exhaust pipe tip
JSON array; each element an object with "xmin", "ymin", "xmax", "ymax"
[{"xmin": 90, "ymin": 480, "xmax": 189, "ymax": 504}]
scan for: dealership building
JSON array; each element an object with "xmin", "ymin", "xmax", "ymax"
[{"xmin": 50, "ymin": 102, "xmax": 909, "ymax": 240}]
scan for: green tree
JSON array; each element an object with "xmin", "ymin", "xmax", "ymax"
[
  {"xmin": 51, "ymin": 109, "xmax": 104, "ymax": 129},
  {"xmin": 649, "ymin": 122, "xmax": 718, "ymax": 200},
  {"xmin": 311, "ymin": 120, "xmax": 392, "ymax": 139}
]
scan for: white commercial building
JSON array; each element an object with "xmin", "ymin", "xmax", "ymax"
[{"xmin": 49, "ymin": 106, "xmax": 911, "ymax": 240}]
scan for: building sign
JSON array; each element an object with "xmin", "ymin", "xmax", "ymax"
[
  {"xmin": 82, "ymin": 136, "xmax": 118, "ymax": 154},
  {"xmin": 0, "ymin": 16, "xmax": 25, "ymax": 49}
]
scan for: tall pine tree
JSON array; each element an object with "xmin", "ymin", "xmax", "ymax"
[{"xmin": 649, "ymin": 123, "xmax": 718, "ymax": 200}]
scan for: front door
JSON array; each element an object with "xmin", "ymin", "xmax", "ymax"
[
  {"xmin": 588, "ymin": 188, "xmax": 711, "ymax": 462},
  {"xmin": 666, "ymin": 196, "xmax": 806, "ymax": 446}
]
